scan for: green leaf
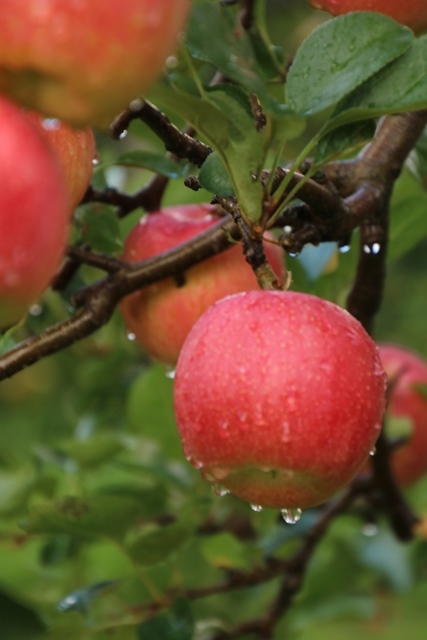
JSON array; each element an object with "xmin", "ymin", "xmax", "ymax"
[
  {"xmin": 201, "ymin": 532, "xmax": 254, "ymax": 570},
  {"xmin": 0, "ymin": 589, "xmax": 45, "ymax": 640},
  {"xmin": 127, "ymin": 364, "xmax": 181, "ymax": 459},
  {"xmin": 198, "ymin": 151, "xmax": 235, "ymax": 196},
  {"xmin": 23, "ymin": 495, "xmax": 152, "ymax": 540},
  {"xmin": 75, "ymin": 204, "xmax": 122, "ymax": 254},
  {"xmin": 389, "ymin": 170, "xmax": 427, "ymax": 261},
  {"xmin": 107, "ymin": 151, "xmax": 188, "ymax": 178},
  {"xmin": 136, "ymin": 598, "xmax": 194, "ymax": 640},
  {"xmin": 315, "ymin": 120, "xmax": 375, "ymax": 165},
  {"xmin": 58, "ymin": 434, "xmax": 124, "ymax": 469},
  {"xmin": 325, "ymin": 36, "xmax": 427, "ymax": 134},
  {"xmin": 126, "ymin": 523, "xmax": 190, "ymax": 567},
  {"xmin": 354, "ymin": 528, "xmax": 413, "ymax": 592},
  {"xmin": 186, "ymin": 3, "xmax": 288, "ymax": 115},
  {"xmin": 287, "ymin": 13, "xmax": 413, "ymax": 116}
]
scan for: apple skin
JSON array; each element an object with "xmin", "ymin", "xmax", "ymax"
[
  {"xmin": 310, "ymin": 0, "xmax": 427, "ymax": 33},
  {"xmin": 174, "ymin": 290, "xmax": 387, "ymax": 510},
  {"xmin": 120, "ymin": 204, "xmax": 285, "ymax": 365},
  {"xmin": 377, "ymin": 345, "xmax": 427, "ymax": 486},
  {"xmin": 0, "ymin": 97, "xmax": 69, "ymax": 330},
  {"xmin": 0, "ymin": 0, "xmax": 190, "ymax": 127},
  {"xmin": 24, "ymin": 111, "xmax": 95, "ymax": 212}
]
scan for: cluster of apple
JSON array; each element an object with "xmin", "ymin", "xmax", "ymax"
[
  {"xmin": 0, "ymin": 0, "xmax": 189, "ymax": 330},
  {"xmin": 2, "ymin": 0, "xmax": 427, "ymax": 517},
  {"xmin": 121, "ymin": 203, "xmax": 427, "ymax": 515}
]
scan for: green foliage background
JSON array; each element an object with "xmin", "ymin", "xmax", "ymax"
[{"xmin": 1, "ymin": 1, "xmax": 427, "ymax": 639}]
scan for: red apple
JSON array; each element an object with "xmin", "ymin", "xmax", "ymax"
[
  {"xmin": 377, "ymin": 345, "xmax": 427, "ymax": 486},
  {"xmin": 310, "ymin": 0, "xmax": 427, "ymax": 33},
  {"xmin": 0, "ymin": 96, "xmax": 69, "ymax": 330},
  {"xmin": 0, "ymin": 0, "xmax": 190, "ymax": 127},
  {"xmin": 174, "ymin": 291, "xmax": 386, "ymax": 510},
  {"xmin": 120, "ymin": 204, "xmax": 285, "ymax": 365},
  {"xmin": 24, "ymin": 111, "xmax": 95, "ymax": 212}
]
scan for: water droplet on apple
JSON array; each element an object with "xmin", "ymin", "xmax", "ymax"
[
  {"xmin": 42, "ymin": 118, "xmax": 60, "ymax": 131},
  {"xmin": 280, "ymin": 508, "xmax": 302, "ymax": 524},
  {"xmin": 369, "ymin": 447, "xmax": 376, "ymax": 456},
  {"xmin": 119, "ymin": 130, "xmax": 128, "ymax": 140},
  {"xmin": 212, "ymin": 484, "xmax": 230, "ymax": 497},
  {"xmin": 186, "ymin": 456, "xmax": 204, "ymax": 469},
  {"xmin": 29, "ymin": 303, "xmax": 43, "ymax": 316},
  {"xmin": 362, "ymin": 522, "xmax": 378, "ymax": 537},
  {"xmin": 165, "ymin": 368, "xmax": 176, "ymax": 379},
  {"xmin": 250, "ymin": 504, "xmax": 263, "ymax": 512},
  {"xmin": 127, "ymin": 332, "xmax": 136, "ymax": 341},
  {"xmin": 281, "ymin": 420, "xmax": 291, "ymax": 443},
  {"xmin": 92, "ymin": 156, "xmax": 100, "ymax": 167}
]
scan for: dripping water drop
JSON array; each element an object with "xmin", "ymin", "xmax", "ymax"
[
  {"xmin": 371, "ymin": 243, "xmax": 381, "ymax": 254},
  {"xmin": 281, "ymin": 507, "xmax": 302, "ymax": 524},
  {"xmin": 369, "ymin": 446, "xmax": 376, "ymax": 457},
  {"xmin": 127, "ymin": 332, "xmax": 136, "ymax": 341},
  {"xmin": 339, "ymin": 244, "xmax": 350, "ymax": 254},
  {"xmin": 212, "ymin": 484, "xmax": 230, "ymax": 497},
  {"xmin": 250, "ymin": 504, "xmax": 263, "ymax": 513},
  {"xmin": 119, "ymin": 129, "xmax": 128, "ymax": 140}
]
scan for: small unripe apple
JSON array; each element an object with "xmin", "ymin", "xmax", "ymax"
[
  {"xmin": 0, "ymin": 0, "xmax": 190, "ymax": 127},
  {"xmin": 24, "ymin": 111, "xmax": 96, "ymax": 212},
  {"xmin": 310, "ymin": 0, "xmax": 427, "ymax": 33},
  {"xmin": 0, "ymin": 97, "xmax": 69, "ymax": 330},
  {"xmin": 174, "ymin": 290, "xmax": 386, "ymax": 510},
  {"xmin": 120, "ymin": 204, "xmax": 285, "ymax": 365},
  {"xmin": 377, "ymin": 345, "xmax": 427, "ymax": 486}
]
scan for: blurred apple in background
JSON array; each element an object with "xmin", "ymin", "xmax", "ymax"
[
  {"xmin": 0, "ymin": 97, "xmax": 69, "ymax": 330},
  {"xmin": 377, "ymin": 345, "xmax": 427, "ymax": 486},
  {"xmin": 0, "ymin": 0, "xmax": 190, "ymax": 127},
  {"xmin": 120, "ymin": 204, "xmax": 285, "ymax": 365}
]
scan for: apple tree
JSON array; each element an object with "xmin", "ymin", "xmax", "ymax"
[{"xmin": 1, "ymin": 1, "xmax": 427, "ymax": 639}]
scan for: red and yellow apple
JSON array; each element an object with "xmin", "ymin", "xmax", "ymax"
[
  {"xmin": 120, "ymin": 204, "xmax": 285, "ymax": 365},
  {"xmin": 0, "ymin": 0, "xmax": 190, "ymax": 127},
  {"xmin": 174, "ymin": 290, "xmax": 386, "ymax": 510},
  {"xmin": 0, "ymin": 96, "xmax": 69, "ymax": 330},
  {"xmin": 378, "ymin": 344, "xmax": 427, "ymax": 486},
  {"xmin": 310, "ymin": 0, "xmax": 427, "ymax": 33},
  {"xmin": 24, "ymin": 111, "xmax": 95, "ymax": 212}
]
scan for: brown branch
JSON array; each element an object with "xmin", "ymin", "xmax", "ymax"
[
  {"xmin": 0, "ymin": 216, "xmax": 239, "ymax": 380},
  {"xmin": 110, "ymin": 99, "xmax": 212, "ymax": 167},
  {"xmin": 198, "ymin": 480, "xmax": 367, "ymax": 640},
  {"xmin": 344, "ymin": 113, "xmax": 427, "ymax": 543}
]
